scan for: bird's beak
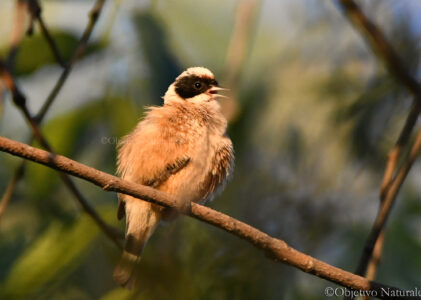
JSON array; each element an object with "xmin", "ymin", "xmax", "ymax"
[{"xmin": 209, "ymin": 86, "xmax": 229, "ymax": 99}]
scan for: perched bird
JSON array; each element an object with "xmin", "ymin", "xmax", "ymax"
[{"xmin": 113, "ymin": 67, "xmax": 234, "ymax": 287}]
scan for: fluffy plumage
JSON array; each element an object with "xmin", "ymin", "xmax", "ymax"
[{"xmin": 113, "ymin": 67, "xmax": 234, "ymax": 287}]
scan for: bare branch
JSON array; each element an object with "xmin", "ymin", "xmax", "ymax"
[
  {"xmin": 224, "ymin": 0, "xmax": 259, "ymax": 86},
  {"xmin": 355, "ymin": 128, "xmax": 421, "ymax": 277},
  {"xmin": 0, "ymin": 60, "xmax": 26, "ymax": 107},
  {"xmin": 37, "ymin": 15, "xmax": 66, "ymax": 67},
  {"xmin": 25, "ymin": 0, "xmax": 40, "ymax": 36},
  {"xmin": 337, "ymin": 0, "xmax": 421, "ymax": 97},
  {"xmin": 0, "ymin": 161, "xmax": 26, "ymax": 222},
  {"xmin": 368, "ymin": 102, "xmax": 421, "ymax": 282},
  {"xmin": 35, "ymin": 0, "xmax": 106, "ymax": 123},
  {"xmin": 381, "ymin": 102, "xmax": 421, "ymax": 198},
  {"xmin": 366, "ymin": 231, "xmax": 385, "ymax": 281},
  {"xmin": 222, "ymin": 0, "xmax": 260, "ymax": 121},
  {"xmin": 26, "ymin": 0, "xmax": 66, "ymax": 67},
  {"xmin": 0, "ymin": 136, "xmax": 418, "ymax": 299},
  {"xmin": 372, "ymin": 103, "xmax": 421, "ymax": 280},
  {"xmin": 337, "ymin": 0, "xmax": 421, "ymax": 280}
]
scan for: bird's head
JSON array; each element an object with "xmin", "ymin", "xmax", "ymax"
[{"xmin": 164, "ymin": 67, "xmax": 228, "ymax": 105}]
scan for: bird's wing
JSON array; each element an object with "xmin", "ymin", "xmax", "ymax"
[
  {"xmin": 116, "ymin": 120, "xmax": 190, "ymax": 220},
  {"xmin": 142, "ymin": 157, "xmax": 190, "ymax": 188},
  {"xmin": 200, "ymin": 137, "xmax": 234, "ymax": 201},
  {"xmin": 116, "ymin": 157, "xmax": 189, "ymax": 220}
]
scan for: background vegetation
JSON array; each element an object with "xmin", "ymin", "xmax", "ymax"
[{"xmin": 0, "ymin": 0, "xmax": 420, "ymax": 299}]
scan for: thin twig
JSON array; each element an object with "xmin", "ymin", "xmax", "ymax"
[
  {"xmin": 25, "ymin": 0, "xmax": 39, "ymax": 36},
  {"xmin": 224, "ymin": 0, "xmax": 259, "ymax": 86},
  {"xmin": 368, "ymin": 102, "xmax": 421, "ymax": 283},
  {"xmin": 37, "ymin": 15, "xmax": 66, "ymax": 67},
  {"xmin": 366, "ymin": 231, "xmax": 385, "ymax": 281},
  {"xmin": 35, "ymin": 0, "xmax": 106, "ymax": 123},
  {"xmin": 26, "ymin": 0, "xmax": 65, "ymax": 67},
  {"xmin": 337, "ymin": 0, "xmax": 421, "ymax": 97},
  {"xmin": 355, "ymin": 128, "xmax": 421, "ymax": 277},
  {"xmin": 0, "ymin": 162, "xmax": 26, "ymax": 222},
  {"xmin": 222, "ymin": 0, "xmax": 260, "ymax": 122},
  {"xmin": 0, "ymin": 60, "xmax": 26, "ymax": 107},
  {"xmin": 0, "ymin": 136, "xmax": 418, "ymax": 300},
  {"xmin": 380, "ymin": 102, "xmax": 421, "ymax": 198},
  {"xmin": 366, "ymin": 102, "xmax": 421, "ymax": 283},
  {"xmin": 337, "ymin": 0, "xmax": 421, "ymax": 280},
  {"xmin": 364, "ymin": 231, "xmax": 385, "ymax": 300},
  {"xmin": 0, "ymin": 161, "xmax": 26, "ymax": 223},
  {"xmin": 0, "ymin": 83, "xmax": 3, "ymax": 118}
]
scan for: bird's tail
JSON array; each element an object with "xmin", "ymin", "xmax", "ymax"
[{"xmin": 113, "ymin": 197, "xmax": 161, "ymax": 288}]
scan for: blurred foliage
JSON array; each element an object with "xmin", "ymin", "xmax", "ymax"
[
  {"xmin": 133, "ymin": 11, "xmax": 182, "ymax": 103},
  {"xmin": 0, "ymin": 30, "xmax": 105, "ymax": 76},
  {"xmin": 0, "ymin": 0, "xmax": 421, "ymax": 299}
]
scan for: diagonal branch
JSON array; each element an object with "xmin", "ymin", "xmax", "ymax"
[
  {"xmin": 336, "ymin": 0, "xmax": 421, "ymax": 97},
  {"xmin": 355, "ymin": 128, "xmax": 421, "ymax": 276},
  {"xmin": 337, "ymin": 0, "xmax": 421, "ymax": 279},
  {"xmin": 380, "ymin": 102, "xmax": 421, "ymax": 199},
  {"xmin": 0, "ymin": 161, "xmax": 26, "ymax": 220},
  {"xmin": 35, "ymin": 0, "xmax": 106, "ymax": 123},
  {"xmin": 0, "ymin": 136, "xmax": 418, "ymax": 300},
  {"xmin": 26, "ymin": 0, "xmax": 65, "ymax": 67},
  {"xmin": 368, "ymin": 100, "xmax": 421, "ymax": 282},
  {"xmin": 222, "ymin": 0, "xmax": 260, "ymax": 122},
  {"xmin": 36, "ymin": 15, "xmax": 66, "ymax": 68}
]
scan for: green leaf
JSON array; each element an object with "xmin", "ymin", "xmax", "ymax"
[
  {"xmin": 0, "ymin": 30, "xmax": 105, "ymax": 76},
  {"xmin": 2, "ymin": 213, "xmax": 99, "ymax": 298}
]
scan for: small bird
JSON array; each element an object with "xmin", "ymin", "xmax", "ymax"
[{"xmin": 113, "ymin": 67, "xmax": 234, "ymax": 287}]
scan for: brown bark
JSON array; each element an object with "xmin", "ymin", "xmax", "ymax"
[{"xmin": 0, "ymin": 136, "xmax": 418, "ymax": 300}]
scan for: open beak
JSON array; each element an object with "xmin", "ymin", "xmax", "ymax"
[{"xmin": 208, "ymin": 86, "xmax": 230, "ymax": 99}]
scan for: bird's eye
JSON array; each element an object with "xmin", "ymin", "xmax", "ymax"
[{"xmin": 194, "ymin": 82, "xmax": 202, "ymax": 89}]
